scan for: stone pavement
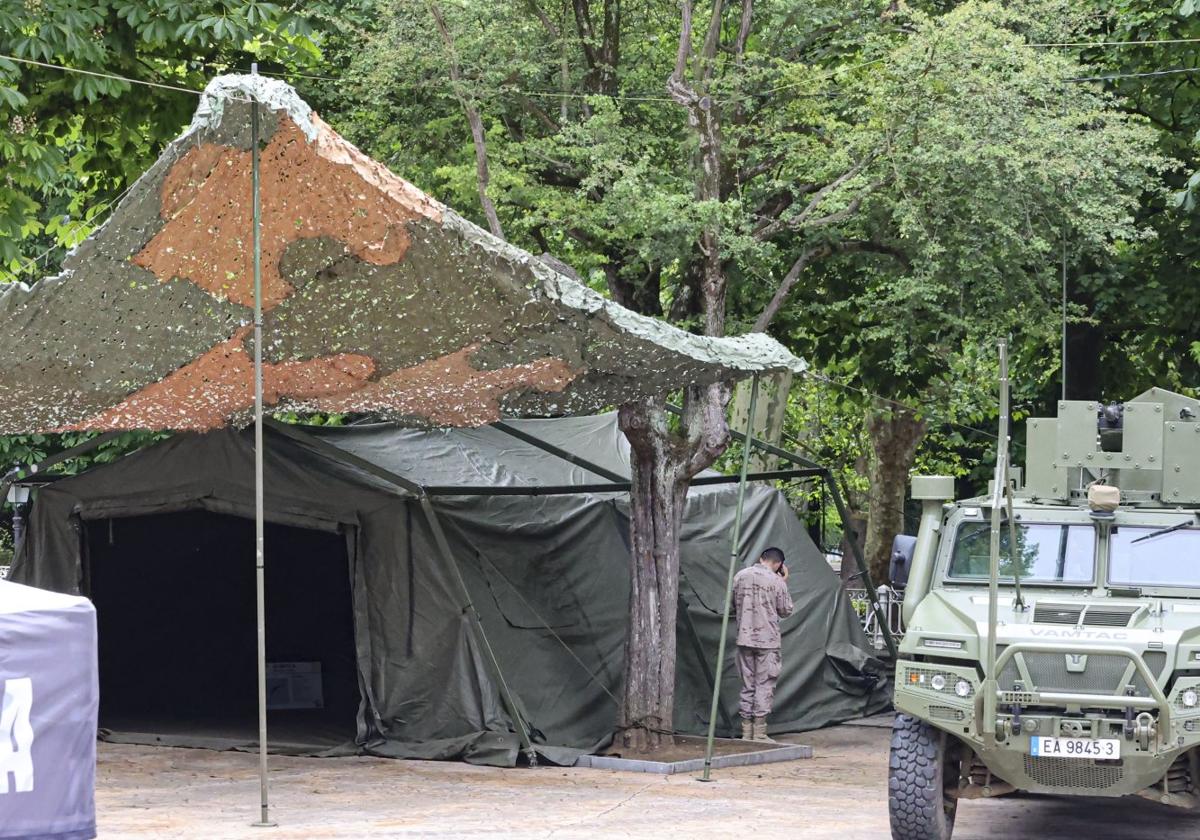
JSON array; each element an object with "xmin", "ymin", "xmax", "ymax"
[{"xmin": 95, "ymin": 723, "xmax": 1195, "ymax": 839}]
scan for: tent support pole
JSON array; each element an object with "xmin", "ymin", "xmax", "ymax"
[
  {"xmin": 677, "ymin": 586, "xmax": 734, "ymax": 735},
  {"xmin": 263, "ymin": 420, "xmax": 538, "ymax": 763},
  {"xmin": 700, "ymin": 373, "xmax": 759, "ymax": 782},
  {"xmin": 491, "ymin": 421, "xmax": 628, "ymax": 483},
  {"xmin": 417, "ymin": 497, "xmax": 539, "ymax": 766},
  {"xmin": 249, "ymin": 67, "xmax": 275, "ymax": 829},
  {"xmin": 665, "ymin": 402, "xmax": 898, "ymax": 658}
]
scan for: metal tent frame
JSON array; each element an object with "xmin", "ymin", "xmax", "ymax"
[{"xmin": 4, "ymin": 398, "xmax": 896, "ymax": 793}]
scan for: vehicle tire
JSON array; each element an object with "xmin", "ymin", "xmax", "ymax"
[{"xmin": 888, "ymin": 713, "xmax": 960, "ymax": 840}]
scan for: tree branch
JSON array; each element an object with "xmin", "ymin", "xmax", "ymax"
[
  {"xmin": 429, "ymin": 2, "xmax": 504, "ymax": 239},
  {"xmin": 753, "ymin": 244, "xmax": 831, "ymax": 332},
  {"xmin": 667, "ymin": 0, "xmax": 694, "ymax": 103},
  {"xmin": 734, "ymin": 0, "xmax": 753, "ymax": 65},
  {"xmin": 526, "ymin": 0, "xmax": 559, "ymax": 37},
  {"xmin": 753, "ymin": 153, "xmax": 876, "ymax": 241},
  {"xmin": 753, "ymin": 239, "xmax": 908, "ymax": 332}
]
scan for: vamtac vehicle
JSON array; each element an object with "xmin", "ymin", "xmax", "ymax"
[{"xmin": 889, "ymin": 364, "xmax": 1200, "ymax": 839}]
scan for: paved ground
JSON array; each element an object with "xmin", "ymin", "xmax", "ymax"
[{"xmin": 96, "ymin": 720, "xmax": 1198, "ymax": 839}]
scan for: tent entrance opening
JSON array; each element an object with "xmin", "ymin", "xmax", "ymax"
[{"xmin": 86, "ymin": 509, "xmax": 359, "ymax": 751}]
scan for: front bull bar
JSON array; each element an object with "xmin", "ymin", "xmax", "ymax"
[{"xmin": 981, "ymin": 642, "xmax": 1172, "ymax": 748}]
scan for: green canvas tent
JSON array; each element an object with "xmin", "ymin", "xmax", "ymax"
[{"xmin": 10, "ymin": 413, "xmax": 888, "ymax": 767}]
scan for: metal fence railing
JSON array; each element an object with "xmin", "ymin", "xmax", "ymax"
[{"xmin": 846, "ymin": 585, "xmax": 905, "ymax": 653}]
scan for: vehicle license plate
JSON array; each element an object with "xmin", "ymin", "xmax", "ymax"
[{"xmin": 1030, "ymin": 736, "xmax": 1120, "ymax": 759}]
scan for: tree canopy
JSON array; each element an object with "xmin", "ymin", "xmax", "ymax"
[{"xmin": 3, "ymin": 0, "xmax": 1200, "ymax": 738}]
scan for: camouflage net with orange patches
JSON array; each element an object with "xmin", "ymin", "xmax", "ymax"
[{"xmin": 0, "ymin": 75, "xmax": 801, "ymax": 435}]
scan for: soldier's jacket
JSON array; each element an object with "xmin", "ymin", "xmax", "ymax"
[{"xmin": 731, "ymin": 563, "xmax": 794, "ymax": 649}]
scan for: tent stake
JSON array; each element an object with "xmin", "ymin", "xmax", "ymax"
[
  {"xmin": 700, "ymin": 373, "xmax": 759, "ymax": 782},
  {"xmin": 249, "ymin": 66, "xmax": 275, "ymax": 829}
]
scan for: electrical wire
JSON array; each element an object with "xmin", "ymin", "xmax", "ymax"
[
  {"xmin": 0, "ymin": 53, "xmax": 268, "ymax": 105},
  {"xmin": 1031, "ymin": 37, "xmax": 1200, "ymax": 48},
  {"xmin": 1065, "ymin": 67, "xmax": 1200, "ymax": 82},
  {"xmin": 0, "ymin": 54, "xmax": 202, "ymax": 95}
]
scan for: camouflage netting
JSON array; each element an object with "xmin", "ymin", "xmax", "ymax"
[{"xmin": 0, "ymin": 75, "xmax": 803, "ymax": 434}]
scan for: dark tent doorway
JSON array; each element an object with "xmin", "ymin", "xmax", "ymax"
[{"xmin": 85, "ymin": 509, "xmax": 359, "ymax": 752}]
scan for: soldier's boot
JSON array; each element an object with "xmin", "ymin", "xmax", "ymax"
[
  {"xmin": 741, "ymin": 718, "xmax": 754, "ymax": 740},
  {"xmin": 752, "ymin": 717, "xmax": 777, "ymax": 743}
]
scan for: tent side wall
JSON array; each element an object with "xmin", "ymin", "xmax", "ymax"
[
  {"xmin": 9, "ymin": 424, "xmax": 887, "ymax": 767},
  {"xmin": 674, "ymin": 489, "xmax": 890, "ymax": 734}
]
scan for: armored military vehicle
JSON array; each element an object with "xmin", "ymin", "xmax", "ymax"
[{"xmin": 889, "ymin": 355, "xmax": 1200, "ymax": 839}]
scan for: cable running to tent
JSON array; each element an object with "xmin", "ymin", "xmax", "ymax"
[{"xmin": 0, "ymin": 53, "xmax": 260, "ymax": 104}]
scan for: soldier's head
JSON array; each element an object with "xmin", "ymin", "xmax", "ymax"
[{"xmin": 759, "ymin": 546, "xmax": 785, "ymax": 572}]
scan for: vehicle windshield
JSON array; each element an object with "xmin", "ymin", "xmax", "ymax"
[
  {"xmin": 1109, "ymin": 525, "xmax": 1200, "ymax": 588},
  {"xmin": 947, "ymin": 522, "xmax": 1095, "ymax": 584}
]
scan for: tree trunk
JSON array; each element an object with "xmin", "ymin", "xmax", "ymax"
[
  {"xmin": 864, "ymin": 402, "xmax": 927, "ymax": 585},
  {"xmin": 617, "ymin": 384, "xmax": 729, "ymax": 751},
  {"xmin": 613, "ymin": 0, "xmax": 736, "ymax": 753},
  {"xmin": 429, "ymin": 2, "xmax": 504, "ymax": 239},
  {"xmin": 838, "ymin": 511, "xmax": 868, "ymax": 583},
  {"xmin": 617, "ymin": 399, "xmax": 688, "ymax": 750}
]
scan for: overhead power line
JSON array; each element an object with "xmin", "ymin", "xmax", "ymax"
[
  {"xmin": 803, "ymin": 371, "xmax": 1000, "ymax": 441},
  {"xmin": 1066, "ymin": 67, "xmax": 1200, "ymax": 82},
  {"xmin": 1031, "ymin": 37, "xmax": 1200, "ymax": 48},
  {"xmin": 0, "ymin": 53, "xmax": 202, "ymax": 95}
]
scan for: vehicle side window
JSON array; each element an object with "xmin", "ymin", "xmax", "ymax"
[{"xmin": 947, "ymin": 522, "xmax": 1094, "ymax": 584}]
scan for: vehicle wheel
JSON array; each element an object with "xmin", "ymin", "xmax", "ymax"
[{"xmin": 888, "ymin": 714, "xmax": 960, "ymax": 840}]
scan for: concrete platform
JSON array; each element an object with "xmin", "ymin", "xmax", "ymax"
[{"xmin": 574, "ymin": 742, "xmax": 812, "ymax": 774}]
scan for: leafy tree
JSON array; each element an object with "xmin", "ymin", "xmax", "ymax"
[
  {"xmin": 0, "ymin": 0, "xmax": 322, "ymax": 281},
  {"xmin": 322, "ymin": 0, "xmax": 1170, "ymax": 746},
  {"xmin": 746, "ymin": 2, "xmax": 1169, "ymax": 582}
]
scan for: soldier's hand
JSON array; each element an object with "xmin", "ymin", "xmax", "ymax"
[{"xmin": 779, "ymin": 564, "xmax": 789, "ymax": 581}]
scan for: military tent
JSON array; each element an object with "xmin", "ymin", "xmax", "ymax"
[{"xmin": 10, "ymin": 413, "xmax": 888, "ymax": 767}]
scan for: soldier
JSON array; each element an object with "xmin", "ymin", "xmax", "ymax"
[{"xmin": 732, "ymin": 546, "xmax": 794, "ymax": 741}]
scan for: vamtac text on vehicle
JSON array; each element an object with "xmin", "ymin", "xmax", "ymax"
[{"xmin": 889, "ymin": 356, "xmax": 1200, "ymax": 840}]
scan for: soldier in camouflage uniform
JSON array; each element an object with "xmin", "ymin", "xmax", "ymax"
[{"xmin": 732, "ymin": 547, "xmax": 794, "ymax": 741}]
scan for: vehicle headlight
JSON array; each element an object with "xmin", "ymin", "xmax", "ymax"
[
  {"xmin": 1183, "ymin": 689, "xmax": 1199, "ymax": 708},
  {"xmin": 930, "ymin": 674, "xmax": 946, "ymax": 691},
  {"xmin": 954, "ymin": 680, "xmax": 972, "ymax": 698}
]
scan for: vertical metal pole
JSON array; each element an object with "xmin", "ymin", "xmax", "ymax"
[
  {"xmin": 700, "ymin": 374, "xmax": 759, "ymax": 782},
  {"xmin": 249, "ymin": 65, "xmax": 275, "ymax": 829},
  {"xmin": 1061, "ymin": 232, "xmax": 1067, "ymax": 401},
  {"xmin": 982, "ymin": 339, "xmax": 1009, "ymax": 746}
]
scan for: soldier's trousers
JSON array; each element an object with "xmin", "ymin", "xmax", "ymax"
[{"xmin": 736, "ymin": 645, "xmax": 782, "ymax": 719}]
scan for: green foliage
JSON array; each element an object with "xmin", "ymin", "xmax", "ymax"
[
  {"xmin": 0, "ymin": 430, "xmax": 168, "ymax": 474},
  {"xmin": 0, "ymin": 0, "xmax": 326, "ymax": 282},
  {"xmin": 2, "ymin": 0, "xmax": 1194, "ymax": 546},
  {"xmin": 765, "ymin": 3, "xmax": 1168, "ymax": 401}
]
